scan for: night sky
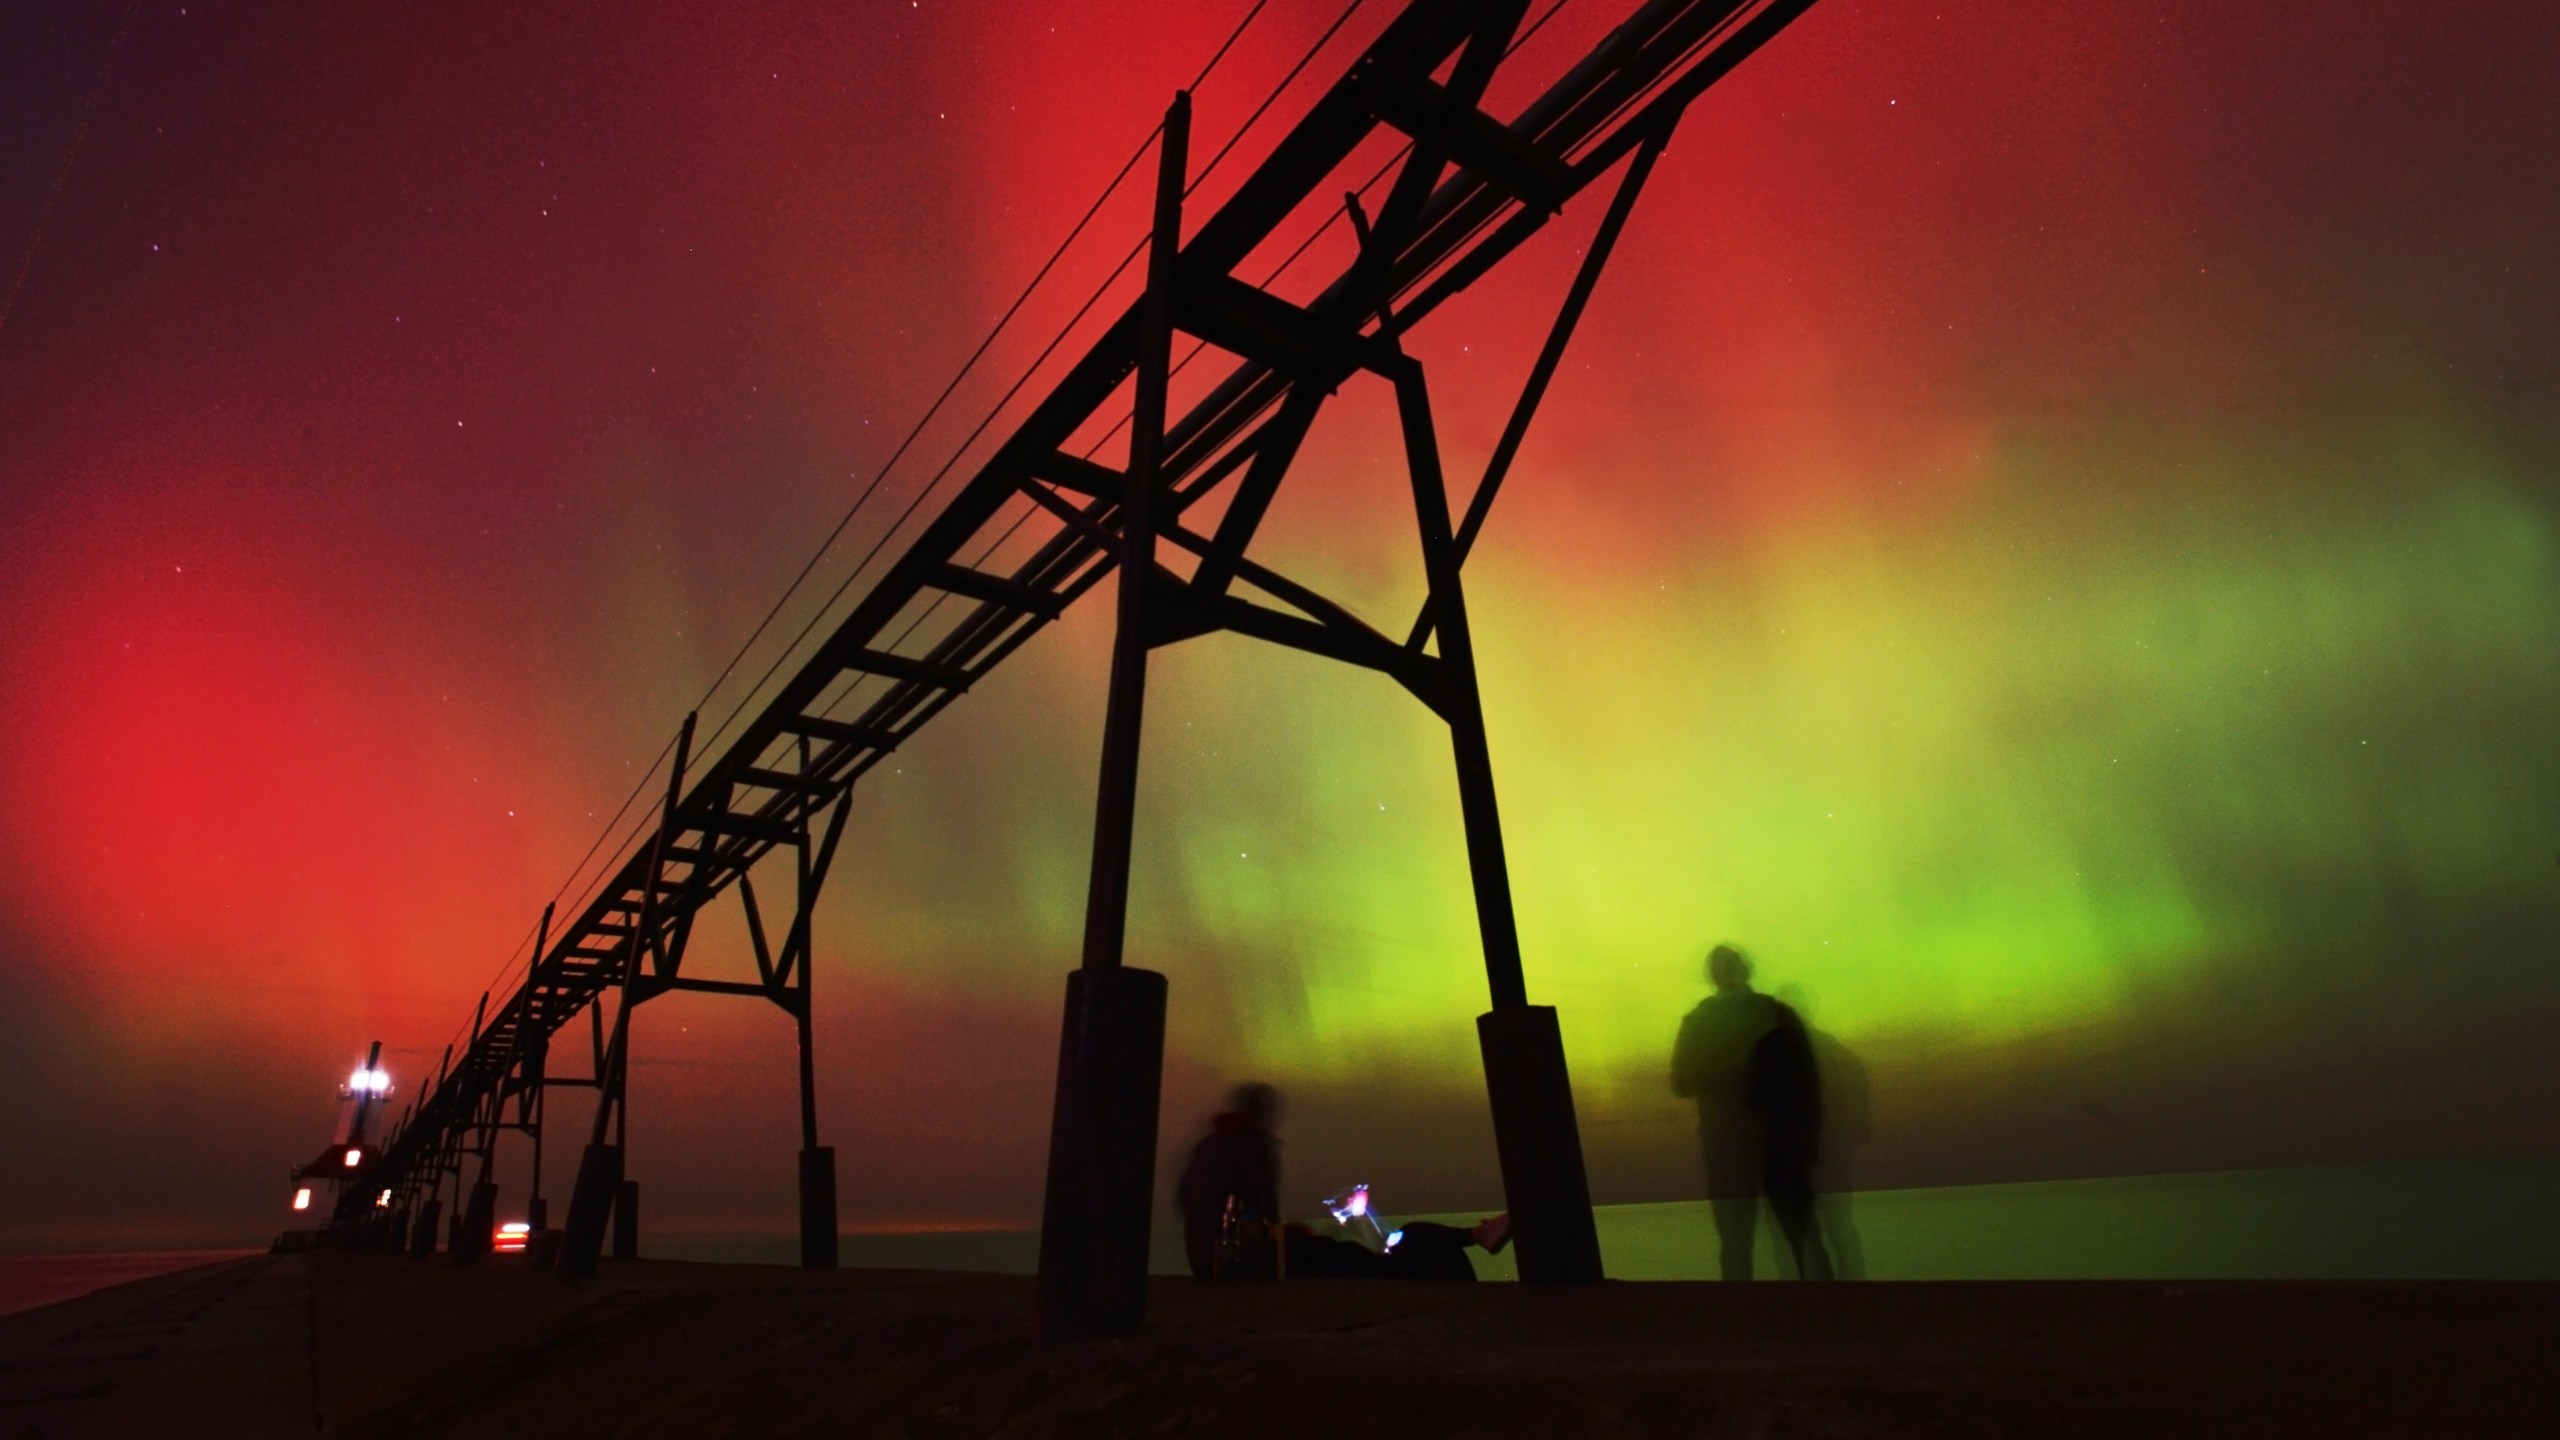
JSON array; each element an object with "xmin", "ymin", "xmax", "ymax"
[{"xmin": 3, "ymin": 0, "xmax": 2555, "ymax": 1252}]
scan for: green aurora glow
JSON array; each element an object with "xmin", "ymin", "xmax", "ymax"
[{"xmin": 823, "ymin": 405, "xmax": 2557, "ymax": 1183}]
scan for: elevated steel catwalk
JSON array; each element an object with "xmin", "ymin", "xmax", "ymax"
[{"xmin": 351, "ymin": 0, "xmax": 1823, "ymax": 1293}]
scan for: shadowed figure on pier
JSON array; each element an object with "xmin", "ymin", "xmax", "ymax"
[
  {"xmin": 1775, "ymin": 982, "xmax": 1869, "ymax": 1280},
  {"xmin": 1175, "ymin": 1083, "xmax": 1509, "ymax": 1282},
  {"xmin": 1176, "ymin": 1083, "xmax": 1282, "ymax": 1280},
  {"xmin": 1672, "ymin": 945, "xmax": 1835, "ymax": 1280}
]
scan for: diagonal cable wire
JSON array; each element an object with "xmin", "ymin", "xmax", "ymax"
[
  {"xmin": 437, "ymin": 0, "xmax": 1606, "ymax": 1106},
  {"xmin": 682, "ymin": 0, "xmax": 1383, "ymax": 772},
  {"xmin": 465, "ymin": 0, "xmax": 1295, "ymax": 1026}
]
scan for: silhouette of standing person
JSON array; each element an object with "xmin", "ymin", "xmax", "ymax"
[
  {"xmin": 1776, "ymin": 982, "xmax": 1868, "ymax": 1280},
  {"xmin": 1175, "ymin": 1083, "xmax": 1281, "ymax": 1279},
  {"xmin": 1672, "ymin": 945, "xmax": 1832, "ymax": 1280}
]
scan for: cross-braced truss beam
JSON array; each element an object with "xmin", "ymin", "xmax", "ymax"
[{"xmin": 346, "ymin": 0, "xmax": 1825, "ymax": 1307}]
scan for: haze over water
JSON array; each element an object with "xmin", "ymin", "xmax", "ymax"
[{"xmin": 654, "ymin": 1156, "xmax": 2560, "ymax": 1283}]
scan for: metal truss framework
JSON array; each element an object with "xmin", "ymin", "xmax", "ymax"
[{"xmin": 343, "ymin": 0, "xmax": 1823, "ymax": 1335}]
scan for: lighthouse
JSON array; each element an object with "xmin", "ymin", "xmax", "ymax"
[{"xmin": 276, "ymin": 1041, "xmax": 395, "ymax": 1245}]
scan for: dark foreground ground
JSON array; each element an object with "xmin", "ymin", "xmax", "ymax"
[{"xmin": 1, "ymin": 1252, "xmax": 2554, "ymax": 1437}]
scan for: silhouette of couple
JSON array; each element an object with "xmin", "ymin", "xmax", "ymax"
[{"xmin": 1673, "ymin": 943, "xmax": 1849, "ymax": 1281}]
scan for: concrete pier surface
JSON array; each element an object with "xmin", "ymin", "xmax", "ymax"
[{"xmin": 2, "ymin": 1252, "xmax": 2553, "ymax": 1436}]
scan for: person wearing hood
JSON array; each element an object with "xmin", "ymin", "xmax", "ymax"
[{"xmin": 1175, "ymin": 1082, "xmax": 1282, "ymax": 1278}]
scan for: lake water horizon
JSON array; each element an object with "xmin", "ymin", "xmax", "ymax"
[{"xmin": 9, "ymin": 1153, "xmax": 2550, "ymax": 1316}]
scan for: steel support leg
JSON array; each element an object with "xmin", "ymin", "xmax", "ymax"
[
  {"xmin": 612, "ymin": 1180, "xmax": 640, "ymax": 1260},
  {"xmin": 799, "ymin": 1147, "xmax": 838, "ymax": 1269},
  {"xmin": 790, "ymin": 795, "xmax": 846, "ymax": 1270},
  {"xmin": 1395, "ymin": 359, "xmax": 1604, "ymax": 1285},
  {"xmin": 1038, "ymin": 90, "xmax": 1186, "ymax": 1344},
  {"xmin": 1476, "ymin": 1006, "xmax": 1601, "ymax": 1281},
  {"xmin": 554, "ymin": 1142, "xmax": 621, "ymax": 1279},
  {"xmin": 1038, "ymin": 967, "xmax": 1168, "ymax": 1341},
  {"xmin": 525, "ymin": 906, "xmax": 554, "ymax": 1234},
  {"xmin": 559, "ymin": 714, "xmax": 693, "ymax": 1280},
  {"xmin": 796, "ymin": 979, "xmax": 837, "ymax": 1268},
  {"xmin": 455, "ymin": 1178, "xmax": 498, "ymax": 1264}
]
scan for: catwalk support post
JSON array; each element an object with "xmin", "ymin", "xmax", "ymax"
[
  {"xmin": 787, "ymin": 788, "xmax": 851, "ymax": 1270},
  {"xmin": 408, "ymin": 1196, "xmax": 442, "ymax": 1257},
  {"xmin": 1037, "ymin": 90, "xmax": 1186, "ymax": 1345},
  {"xmin": 612, "ymin": 1180, "xmax": 640, "ymax": 1260},
  {"xmin": 524, "ymin": 902, "xmax": 555, "ymax": 1235},
  {"xmin": 1393, "ymin": 359, "xmax": 1604, "ymax": 1285},
  {"xmin": 558, "ymin": 713, "xmax": 694, "ymax": 1279},
  {"xmin": 453, "ymin": 997, "xmax": 499, "ymax": 1264}
]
